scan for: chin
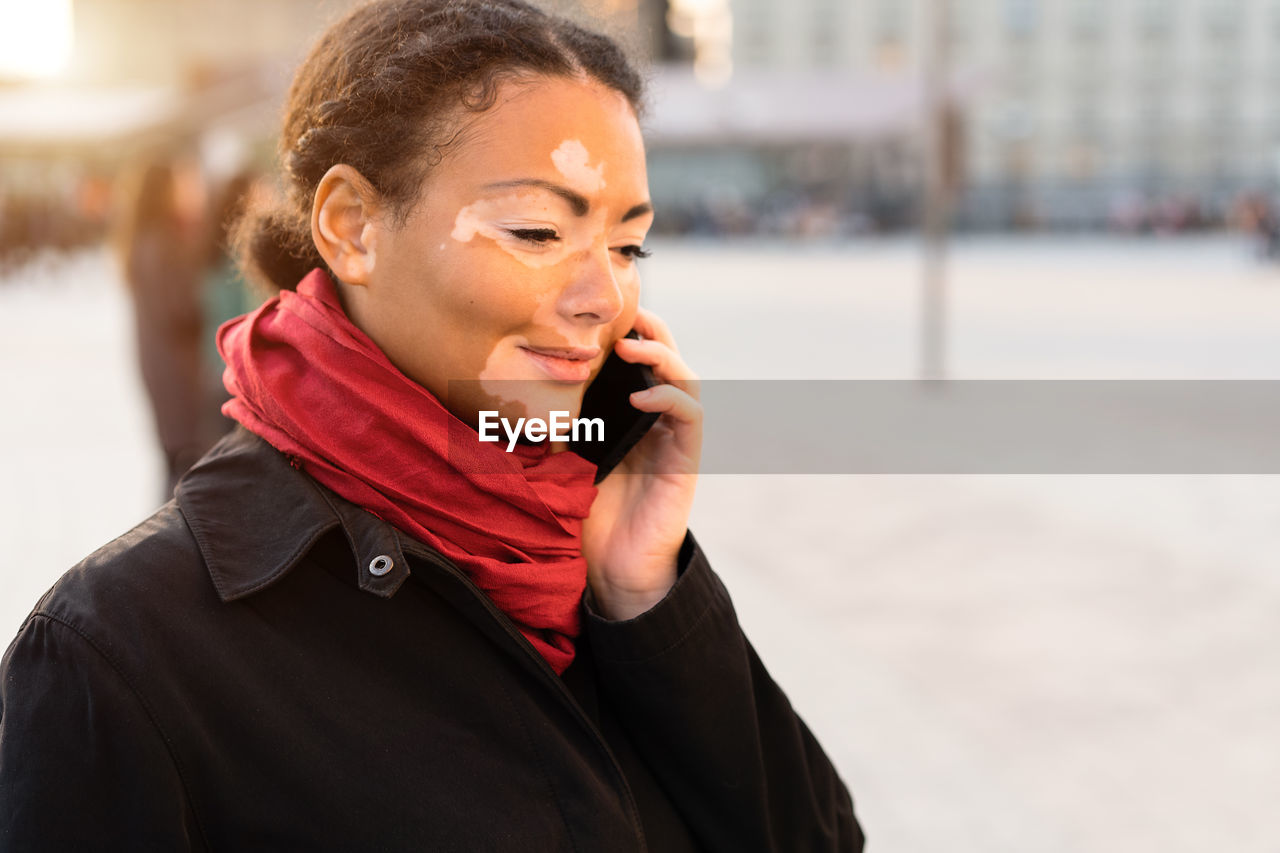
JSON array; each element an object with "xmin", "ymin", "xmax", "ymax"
[
  {"xmin": 473, "ymin": 380, "xmax": 585, "ymax": 425},
  {"xmin": 514, "ymin": 388, "xmax": 586, "ymax": 424}
]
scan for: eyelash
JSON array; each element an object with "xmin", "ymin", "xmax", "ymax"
[
  {"xmin": 505, "ymin": 229, "xmax": 652, "ymax": 261},
  {"xmin": 506, "ymin": 228, "xmax": 559, "ymax": 244}
]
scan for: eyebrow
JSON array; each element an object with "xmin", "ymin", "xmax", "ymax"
[{"xmin": 482, "ymin": 179, "xmax": 654, "ymax": 223}]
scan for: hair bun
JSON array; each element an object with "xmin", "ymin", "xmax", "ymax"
[{"xmin": 232, "ymin": 206, "xmax": 324, "ymax": 292}]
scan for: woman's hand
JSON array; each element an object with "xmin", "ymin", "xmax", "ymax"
[{"xmin": 581, "ymin": 307, "xmax": 702, "ymax": 621}]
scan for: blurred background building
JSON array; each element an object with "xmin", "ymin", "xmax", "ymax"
[
  {"xmin": 637, "ymin": 0, "xmax": 1280, "ymax": 234},
  {"xmin": 7, "ymin": 0, "xmax": 1280, "ymax": 256}
]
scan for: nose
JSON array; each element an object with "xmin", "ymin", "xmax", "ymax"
[{"xmin": 558, "ymin": 245, "xmax": 624, "ymax": 325}]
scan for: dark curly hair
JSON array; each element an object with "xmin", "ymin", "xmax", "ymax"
[{"xmin": 235, "ymin": 0, "xmax": 645, "ymax": 291}]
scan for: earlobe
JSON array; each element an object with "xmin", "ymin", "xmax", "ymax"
[{"xmin": 311, "ymin": 164, "xmax": 381, "ymax": 286}]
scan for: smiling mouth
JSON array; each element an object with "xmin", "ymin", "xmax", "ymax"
[{"xmin": 519, "ymin": 346, "xmax": 599, "ymax": 383}]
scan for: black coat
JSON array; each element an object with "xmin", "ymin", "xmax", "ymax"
[{"xmin": 0, "ymin": 428, "xmax": 863, "ymax": 851}]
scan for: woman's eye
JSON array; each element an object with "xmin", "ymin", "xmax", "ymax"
[
  {"xmin": 617, "ymin": 245, "xmax": 651, "ymax": 260},
  {"xmin": 506, "ymin": 228, "xmax": 560, "ymax": 244}
]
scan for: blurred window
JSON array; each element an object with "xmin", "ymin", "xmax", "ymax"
[
  {"xmin": 812, "ymin": 28, "xmax": 840, "ymax": 67},
  {"xmin": 1205, "ymin": 134, "xmax": 1235, "ymax": 184},
  {"xmin": 737, "ymin": 33, "xmax": 770, "ymax": 65},
  {"xmin": 946, "ymin": 0, "xmax": 970, "ymax": 46},
  {"xmin": 1205, "ymin": 60, "xmax": 1239, "ymax": 102},
  {"xmin": 1138, "ymin": 57, "xmax": 1169, "ymax": 92},
  {"xmin": 874, "ymin": 0, "xmax": 906, "ymax": 39},
  {"xmin": 1071, "ymin": 33, "xmax": 1106, "ymax": 73},
  {"xmin": 1000, "ymin": 101, "xmax": 1035, "ymax": 141},
  {"xmin": 736, "ymin": 8, "xmax": 772, "ymax": 67},
  {"xmin": 1004, "ymin": 0, "xmax": 1039, "ymax": 38},
  {"xmin": 1137, "ymin": 0, "xmax": 1173, "ymax": 40},
  {"xmin": 1071, "ymin": 72, "xmax": 1102, "ymax": 111},
  {"xmin": 1133, "ymin": 101, "xmax": 1169, "ymax": 185},
  {"xmin": 1072, "ymin": 104, "xmax": 1102, "ymax": 140},
  {"xmin": 1007, "ymin": 39, "xmax": 1038, "ymax": 90},
  {"xmin": 1069, "ymin": 0, "xmax": 1103, "ymax": 39},
  {"xmin": 1205, "ymin": 100, "xmax": 1238, "ymax": 140},
  {"xmin": 1134, "ymin": 132, "xmax": 1170, "ymax": 185},
  {"xmin": 1136, "ymin": 98, "xmax": 1168, "ymax": 131},
  {"xmin": 1204, "ymin": 0, "xmax": 1242, "ymax": 38},
  {"xmin": 1138, "ymin": 45, "xmax": 1172, "ymax": 72},
  {"xmin": 811, "ymin": 0, "xmax": 844, "ymax": 67}
]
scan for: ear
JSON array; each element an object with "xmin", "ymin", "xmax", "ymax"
[{"xmin": 310, "ymin": 164, "xmax": 382, "ymax": 286}]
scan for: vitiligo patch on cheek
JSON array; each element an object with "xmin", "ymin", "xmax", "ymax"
[
  {"xmin": 551, "ymin": 140, "xmax": 605, "ymax": 195},
  {"xmin": 478, "ymin": 346, "xmax": 519, "ymax": 404},
  {"xmin": 450, "ymin": 202, "xmax": 489, "ymax": 244}
]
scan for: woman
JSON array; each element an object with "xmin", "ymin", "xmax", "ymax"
[{"xmin": 0, "ymin": 1, "xmax": 863, "ymax": 850}]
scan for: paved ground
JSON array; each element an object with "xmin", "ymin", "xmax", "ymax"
[{"xmin": 2, "ymin": 237, "xmax": 1278, "ymax": 851}]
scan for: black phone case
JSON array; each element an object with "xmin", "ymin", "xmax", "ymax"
[{"xmin": 570, "ymin": 331, "xmax": 661, "ymax": 483}]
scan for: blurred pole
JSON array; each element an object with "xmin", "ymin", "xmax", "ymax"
[{"xmin": 920, "ymin": 0, "xmax": 951, "ymax": 380}]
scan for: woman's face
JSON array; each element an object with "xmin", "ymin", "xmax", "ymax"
[{"xmin": 348, "ymin": 75, "xmax": 653, "ymax": 430}]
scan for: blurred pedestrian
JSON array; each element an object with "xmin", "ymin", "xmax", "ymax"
[
  {"xmin": 199, "ymin": 169, "xmax": 262, "ymax": 440},
  {"xmin": 1235, "ymin": 192, "xmax": 1280, "ymax": 261},
  {"xmin": 114, "ymin": 157, "xmax": 213, "ymax": 497}
]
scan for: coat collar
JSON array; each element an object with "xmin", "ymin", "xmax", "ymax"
[{"xmin": 175, "ymin": 427, "xmax": 411, "ymax": 603}]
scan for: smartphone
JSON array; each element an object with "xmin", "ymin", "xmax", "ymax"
[{"xmin": 570, "ymin": 330, "xmax": 661, "ymax": 483}]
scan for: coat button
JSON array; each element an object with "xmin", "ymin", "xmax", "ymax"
[{"xmin": 368, "ymin": 555, "xmax": 394, "ymax": 576}]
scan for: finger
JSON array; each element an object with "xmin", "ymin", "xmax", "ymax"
[
  {"xmin": 630, "ymin": 307, "xmax": 678, "ymax": 352},
  {"xmin": 629, "ymin": 383, "xmax": 703, "ymax": 427},
  {"xmin": 612, "ymin": 337, "xmax": 700, "ymax": 395}
]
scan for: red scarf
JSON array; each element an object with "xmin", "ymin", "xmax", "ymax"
[{"xmin": 219, "ymin": 269, "xmax": 598, "ymax": 674}]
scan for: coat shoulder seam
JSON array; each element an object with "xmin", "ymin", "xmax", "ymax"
[{"xmin": 24, "ymin": 611, "xmax": 213, "ymax": 851}]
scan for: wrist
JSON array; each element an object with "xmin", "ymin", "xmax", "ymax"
[{"xmin": 588, "ymin": 566, "xmax": 678, "ymax": 621}]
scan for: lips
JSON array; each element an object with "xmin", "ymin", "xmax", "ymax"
[{"xmin": 519, "ymin": 345, "xmax": 601, "ymax": 383}]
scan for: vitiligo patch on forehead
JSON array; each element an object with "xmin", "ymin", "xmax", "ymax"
[{"xmin": 551, "ymin": 139, "xmax": 605, "ymax": 195}]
